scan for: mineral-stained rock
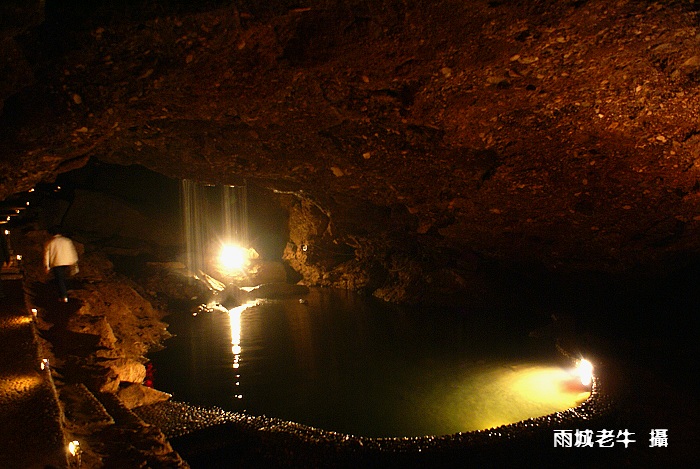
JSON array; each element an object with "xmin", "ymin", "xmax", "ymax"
[
  {"xmin": 3, "ymin": 0, "xmax": 700, "ymax": 302},
  {"xmin": 65, "ymin": 314, "xmax": 117, "ymax": 350},
  {"xmin": 116, "ymin": 383, "xmax": 172, "ymax": 410},
  {"xmin": 247, "ymin": 260, "xmax": 288, "ymax": 285},
  {"xmin": 243, "ymin": 282, "xmax": 311, "ymax": 300},
  {"xmin": 107, "ymin": 358, "xmax": 147, "ymax": 385}
]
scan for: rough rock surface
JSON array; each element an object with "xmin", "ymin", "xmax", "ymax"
[
  {"xmin": 2, "ymin": 0, "xmax": 700, "ymax": 304},
  {"xmin": 2, "ymin": 2, "xmax": 700, "ymax": 465},
  {"xmin": 117, "ymin": 382, "xmax": 172, "ymax": 409},
  {"xmin": 12, "ymin": 228, "xmax": 187, "ymax": 467}
]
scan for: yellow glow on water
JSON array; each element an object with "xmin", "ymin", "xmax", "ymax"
[
  {"xmin": 227, "ymin": 300, "xmax": 258, "ymax": 385},
  {"xmin": 509, "ymin": 366, "xmax": 590, "ymax": 406},
  {"xmin": 470, "ymin": 364, "xmax": 591, "ymax": 431},
  {"xmin": 228, "ymin": 300, "xmax": 259, "ymax": 349},
  {"xmin": 417, "ymin": 362, "xmax": 592, "ymax": 434}
]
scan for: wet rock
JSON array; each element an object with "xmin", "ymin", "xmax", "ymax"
[
  {"xmin": 117, "ymin": 383, "xmax": 172, "ymax": 409},
  {"xmin": 210, "ymin": 284, "xmax": 244, "ymax": 309},
  {"xmin": 243, "ymin": 282, "xmax": 310, "ymax": 299},
  {"xmin": 140, "ymin": 262, "xmax": 210, "ymax": 303},
  {"xmin": 92, "ymin": 368, "xmax": 121, "ymax": 394},
  {"xmin": 108, "ymin": 358, "xmax": 147, "ymax": 385},
  {"xmin": 247, "ymin": 260, "xmax": 288, "ymax": 285}
]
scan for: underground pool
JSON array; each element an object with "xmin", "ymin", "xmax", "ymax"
[{"xmin": 148, "ymin": 287, "xmax": 591, "ymax": 438}]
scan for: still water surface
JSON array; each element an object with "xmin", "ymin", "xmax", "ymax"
[{"xmin": 149, "ymin": 288, "xmax": 589, "ymax": 437}]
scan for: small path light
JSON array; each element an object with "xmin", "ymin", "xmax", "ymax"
[{"xmin": 68, "ymin": 440, "xmax": 82, "ymax": 467}]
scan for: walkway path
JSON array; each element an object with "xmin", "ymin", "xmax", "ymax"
[{"xmin": 0, "ymin": 266, "xmax": 69, "ymax": 469}]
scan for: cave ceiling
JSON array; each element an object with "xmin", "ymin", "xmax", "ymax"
[{"xmin": 2, "ymin": 0, "xmax": 700, "ymax": 274}]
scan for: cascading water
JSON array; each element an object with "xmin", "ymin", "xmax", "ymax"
[{"xmin": 180, "ymin": 180, "xmax": 249, "ymax": 278}]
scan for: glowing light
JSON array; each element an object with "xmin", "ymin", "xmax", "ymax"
[
  {"xmin": 218, "ymin": 244, "xmax": 249, "ymax": 273},
  {"xmin": 506, "ymin": 366, "xmax": 590, "ymax": 414},
  {"xmin": 577, "ymin": 359, "xmax": 593, "ymax": 387},
  {"xmin": 40, "ymin": 358, "xmax": 49, "ymax": 370},
  {"xmin": 68, "ymin": 439, "xmax": 82, "ymax": 465},
  {"xmin": 182, "ymin": 180, "xmax": 251, "ymax": 277},
  {"xmin": 450, "ymin": 363, "xmax": 592, "ymax": 432},
  {"xmin": 68, "ymin": 440, "xmax": 80, "ymax": 455},
  {"xmin": 15, "ymin": 254, "xmax": 22, "ymax": 261},
  {"xmin": 4, "ymin": 229, "xmax": 9, "ymax": 235}
]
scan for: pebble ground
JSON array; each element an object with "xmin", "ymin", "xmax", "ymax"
[{"xmin": 0, "ymin": 269, "xmax": 70, "ymax": 468}]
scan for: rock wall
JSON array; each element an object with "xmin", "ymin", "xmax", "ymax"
[
  {"xmin": 13, "ymin": 227, "xmax": 185, "ymax": 466},
  {"xmin": 3, "ymin": 0, "xmax": 700, "ymax": 304}
]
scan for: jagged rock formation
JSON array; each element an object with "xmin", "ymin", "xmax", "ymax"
[
  {"xmin": 15, "ymin": 227, "xmax": 186, "ymax": 467},
  {"xmin": 3, "ymin": 0, "xmax": 700, "ymax": 302}
]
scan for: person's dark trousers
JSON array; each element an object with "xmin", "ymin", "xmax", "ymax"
[{"xmin": 52, "ymin": 265, "xmax": 70, "ymax": 301}]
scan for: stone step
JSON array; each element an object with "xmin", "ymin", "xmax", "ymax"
[
  {"xmin": 96, "ymin": 390, "xmax": 150, "ymax": 429},
  {"xmin": 92, "ymin": 391, "xmax": 189, "ymax": 467},
  {"xmin": 59, "ymin": 382, "xmax": 115, "ymax": 429}
]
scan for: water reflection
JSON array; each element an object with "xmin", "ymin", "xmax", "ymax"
[
  {"xmin": 227, "ymin": 300, "xmax": 259, "ymax": 399},
  {"xmin": 449, "ymin": 363, "xmax": 591, "ymax": 431},
  {"xmin": 150, "ymin": 288, "xmax": 591, "ymax": 438},
  {"xmin": 284, "ymin": 300, "xmax": 319, "ymax": 382}
]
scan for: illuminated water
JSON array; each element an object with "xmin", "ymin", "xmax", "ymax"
[{"xmin": 149, "ymin": 288, "xmax": 590, "ymax": 438}]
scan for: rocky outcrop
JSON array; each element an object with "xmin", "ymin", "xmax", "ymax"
[
  {"xmin": 2, "ymin": 1, "xmax": 700, "ymax": 302},
  {"xmin": 12, "ymin": 227, "xmax": 185, "ymax": 466},
  {"xmin": 117, "ymin": 383, "xmax": 172, "ymax": 409}
]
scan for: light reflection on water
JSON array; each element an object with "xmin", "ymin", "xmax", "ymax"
[{"xmin": 149, "ymin": 288, "xmax": 590, "ymax": 438}]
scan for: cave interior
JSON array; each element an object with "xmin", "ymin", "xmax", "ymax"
[{"xmin": 1, "ymin": 0, "xmax": 700, "ymax": 466}]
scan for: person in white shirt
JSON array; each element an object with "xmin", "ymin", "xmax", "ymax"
[{"xmin": 44, "ymin": 226, "xmax": 79, "ymax": 303}]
